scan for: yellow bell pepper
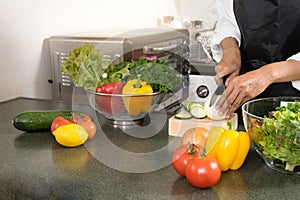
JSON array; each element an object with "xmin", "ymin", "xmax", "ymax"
[
  {"xmin": 122, "ymin": 78, "xmax": 153, "ymax": 116},
  {"xmin": 207, "ymin": 123, "xmax": 250, "ymax": 171}
]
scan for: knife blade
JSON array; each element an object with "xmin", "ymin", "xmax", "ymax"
[{"xmin": 209, "ymin": 77, "xmax": 225, "ymax": 107}]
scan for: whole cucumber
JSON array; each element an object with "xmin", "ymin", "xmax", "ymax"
[{"xmin": 12, "ymin": 110, "xmax": 86, "ymax": 132}]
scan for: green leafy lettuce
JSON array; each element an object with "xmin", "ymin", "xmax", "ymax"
[
  {"xmin": 258, "ymin": 100, "xmax": 300, "ymax": 172},
  {"xmin": 61, "ymin": 43, "xmax": 181, "ymax": 92},
  {"xmin": 61, "ymin": 43, "xmax": 111, "ymax": 91}
]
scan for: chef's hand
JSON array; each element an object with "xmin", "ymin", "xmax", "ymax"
[
  {"xmin": 218, "ymin": 59, "xmax": 300, "ymax": 118},
  {"xmin": 215, "ymin": 48, "xmax": 241, "ymax": 83},
  {"xmin": 213, "ymin": 37, "xmax": 242, "ymax": 118},
  {"xmin": 214, "ymin": 37, "xmax": 241, "ymax": 83},
  {"xmin": 216, "ymin": 66, "xmax": 272, "ymax": 119}
]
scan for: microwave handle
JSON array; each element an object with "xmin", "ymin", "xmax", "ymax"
[{"xmin": 143, "ymin": 44, "xmax": 177, "ymax": 54}]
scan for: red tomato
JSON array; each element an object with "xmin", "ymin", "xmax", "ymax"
[
  {"xmin": 172, "ymin": 144, "xmax": 198, "ymax": 177},
  {"xmin": 185, "ymin": 157, "xmax": 221, "ymax": 188},
  {"xmin": 70, "ymin": 114, "xmax": 97, "ymax": 140},
  {"xmin": 70, "ymin": 113, "xmax": 92, "ymax": 124},
  {"xmin": 51, "ymin": 117, "xmax": 73, "ymax": 133},
  {"xmin": 79, "ymin": 120, "xmax": 97, "ymax": 140}
]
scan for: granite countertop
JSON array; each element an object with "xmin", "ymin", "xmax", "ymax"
[{"xmin": 0, "ymin": 97, "xmax": 299, "ymax": 200}]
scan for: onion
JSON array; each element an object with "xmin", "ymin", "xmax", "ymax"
[
  {"xmin": 182, "ymin": 127, "xmax": 208, "ymax": 148},
  {"xmin": 204, "ymin": 95, "xmax": 226, "ymax": 120}
]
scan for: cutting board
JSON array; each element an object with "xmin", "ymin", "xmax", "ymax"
[{"xmin": 168, "ymin": 113, "xmax": 238, "ymax": 137}]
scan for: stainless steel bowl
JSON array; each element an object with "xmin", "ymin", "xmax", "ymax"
[{"xmin": 87, "ymin": 91, "xmax": 165, "ymax": 126}]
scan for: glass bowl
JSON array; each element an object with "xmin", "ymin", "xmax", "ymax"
[
  {"xmin": 86, "ymin": 91, "xmax": 165, "ymax": 126},
  {"xmin": 242, "ymin": 97, "xmax": 300, "ymax": 175}
]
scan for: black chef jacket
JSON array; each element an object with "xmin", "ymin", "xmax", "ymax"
[{"xmin": 233, "ymin": 0, "xmax": 300, "ymax": 97}]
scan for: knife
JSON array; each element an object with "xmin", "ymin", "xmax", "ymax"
[{"xmin": 209, "ymin": 77, "xmax": 226, "ymax": 107}]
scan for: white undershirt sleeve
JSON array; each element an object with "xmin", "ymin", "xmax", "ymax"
[{"xmin": 210, "ymin": 0, "xmax": 241, "ymax": 62}]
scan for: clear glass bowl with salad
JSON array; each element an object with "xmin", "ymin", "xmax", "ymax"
[{"xmin": 242, "ymin": 97, "xmax": 300, "ymax": 175}]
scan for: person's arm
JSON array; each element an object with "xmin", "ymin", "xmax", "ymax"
[
  {"xmin": 210, "ymin": 0, "xmax": 241, "ymax": 63},
  {"xmin": 215, "ymin": 37, "xmax": 241, "ymax": 81},
  {"xmin": 266, "ymin": 59, "xmax": 300, "ymax": 83},
  {"xmin": 218, "ymin": 59, "xmax": 300, "ymax": 119}
]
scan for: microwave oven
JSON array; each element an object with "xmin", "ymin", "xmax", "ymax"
[{"xmin": 48, "ymin": 28, "xmax": 190, "ymax": 113}]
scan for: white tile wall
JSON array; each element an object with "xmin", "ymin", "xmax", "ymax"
[{"xmin": 0, "ymin": 0, "xmax": 217, "ymax": 102}]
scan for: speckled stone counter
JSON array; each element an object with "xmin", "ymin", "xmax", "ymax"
[{"xmin": 0, "ymin": 97, "xmax": 299, "ymax": 200}]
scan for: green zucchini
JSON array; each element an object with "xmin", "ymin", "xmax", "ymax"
[{"xmin": 12, "ymin": 110, "xmax": 84, "ymax": 132}]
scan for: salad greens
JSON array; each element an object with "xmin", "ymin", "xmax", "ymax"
[
  {"xmin": 118, "ymin": 57, "xmax": 180, "ymax": 93},
  {"xmin": 61, "ymin": 43, "xmax": 112, "ymax": 91},
  {"xmin": 258, "ymin": 100, "xmax": 300, "ymax": 172},
  {"xmin": 61, "ymin": 43, "xmax": 180, "ymax": 92}
]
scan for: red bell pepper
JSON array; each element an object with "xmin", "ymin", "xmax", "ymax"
[
  {"xmin": 95, "ymin": 81, "xmax": 124, "ymax": 94},
  {"xmin": 95, "ymin": 81, "xmax": 126, "ymax": 115}
]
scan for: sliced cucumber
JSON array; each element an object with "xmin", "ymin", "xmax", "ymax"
[
  {"xmin": 182, "ymin": 101, "xmax": 194, "ymax": 111},
  {"xmin": 190, "ymin": 106, "xmax": 207, "ymax": 119},
  {"xmin": 174, "ymin": 110, "xmax": 193, "ymax": 119},
  {"xmin": 177, "ymin": 101, "xmax": 207, "ymax": 119},
  {"xmin": 188, "ymin": 102, "xmax": 204, "ymax": 111},
  {"xmin": 182, "ymin": 101, "xmax": 204, "ymax": 112}
]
